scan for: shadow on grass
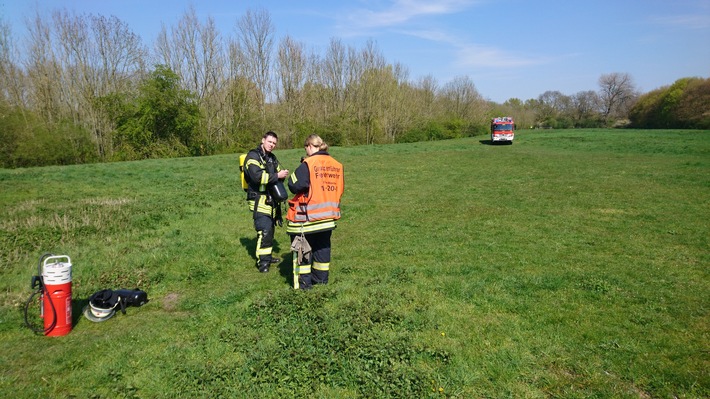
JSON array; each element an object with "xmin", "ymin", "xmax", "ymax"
[
  {"xmin": 24, "ymin": 295, "xmax": 90, "ymax": 334},
  {"xmin": 479, "ymin": 139, "xmax": 513, "ymax": 145},
  {"xmin": 239, "ymin": 236, "xmax": 257, "ymax": 260},
  {"xmin": 276, "ymin": 254, "xmax": 294, "ymax": 287},
  {"xmin": 72, "ymin": 297, "xmax": 89, "ymax": 327},
  {"xmin": 239, "ymin": 235, "xmax": 291, "ymax": 281},
  {"xmin": 72, "ymin": 292, "xmax": 151, "ymax": 329}
]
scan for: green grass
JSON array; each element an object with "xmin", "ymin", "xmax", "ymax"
[{"xmin": 1, "ymin": 129, "xmax": 708, "ymax": 398}]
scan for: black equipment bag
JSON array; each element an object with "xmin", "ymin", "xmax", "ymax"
[{"xmin": 90, "ymin": 289, "xmax": 148, "ymax": 314}]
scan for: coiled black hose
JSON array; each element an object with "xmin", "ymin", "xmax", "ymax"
[{"xmin": 23, "ymin": 253, "xmax": 57, "ymax": 334}]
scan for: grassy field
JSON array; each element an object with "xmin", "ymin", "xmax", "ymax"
[{"xmin": 0, "ymin": 129, "xmax": 708, "ymax": 398}]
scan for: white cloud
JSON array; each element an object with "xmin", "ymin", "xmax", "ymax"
[
  {"xmin": 337, "ymin": 0, "xmax": 551, "ymax": 70},
  {"xmin": 397, "ymin": 28, "xmax": 453, "ymax": 42},
  {"xmin": 649, "ymin": 14, "xmax": 710, "ymax": 30},
  {"xmin": 341, "ymin": 0, "xmax": 477, "ymax": 31},
  {"xmin": 454, "ymin": 43, "xmax": 548, "ymax": 68},
  {"xmin": 400, "ymin": 28, "xmax": 548, "ymax": 69}
]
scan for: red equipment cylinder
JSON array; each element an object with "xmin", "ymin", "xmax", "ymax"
[{"xmin": 42, "ymin": 255, "xmax": 72, "ymax": 337}]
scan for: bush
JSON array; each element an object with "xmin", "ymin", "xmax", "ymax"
[
  {"xmin": 629, "ymin": 77, "xmax": 710, "ymax": 129},
  {"xmin": 540, "ymin": 116, "xmax": 574, "ymax": 129},
  {"xmin": 0, "ymin": 106, "xmax": 98, "ymax": 168},
  {"xmin": 110, "ymin": 65, "xmax": 202, "ymax": 159},
  {"xmin": 398, "ymin": 121, "xmax": 443, "ymax": 143},
  {"xmin": 397, "ymin": 118, "xmax": 488, "ymax": 144},
  {"xmin": 575, "ymin": 116, "xmax": 604, "ymax": 128}
]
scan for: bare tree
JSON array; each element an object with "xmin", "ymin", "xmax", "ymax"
[
  {"xmin": 320, "ymin": 37, "xmax": 351, "ymax": 115},
  {"xmin": 25, "ymin": 12, "xmax": 61, "ymax": 125},
  {"xmin": 570, "ymin": 90, "xmax": 601, "ymax": 126},
  {"xmin": 351, "ymin": 40, "xmax": 388, "ymax": 144},
  {"xmin": 416, "ymin": 74, "xmax": 438, "ymax": 109},
  {"xmin": 0, "ymin": 19, "xmax": 26, "ymax": 108},
  {"xmin": 598, "ymin": 72, "xmax": 637, "ymax": 121},
  {"xmin": 440, "ymin": 75, "xmax": 485, "ymax": 121},
  {"xmin": 52, "ymin": 10, "xmax": 95, "ymax": 126},
  {"xmin": 171, "ymin": 8, "xmax": 203, "ymax": 96},
  {"xmin": 159, "ymin": 8, "xmax": 224, "ymax": 102},
  {"xmin": 359, "ymin": 38, "xmax": 386, "ymax": 71},
  {"xmin": 155, "ymin": 7, "xmax": 227, "ymax": 148},
  {"xmin": 225, "ymin": 35, "xmax": 263, "ymax": 147},
  {"xmin": 91, "ymin": 15, "xmax": 145, "ymax": 94},
  {"xmin": 381, "ymin": 62, "xmax": 410, "ymax": 142},
  {"xmin": 193, "ymin": 14, "xmax": 226, "ymax": 146},
  {"xmin": 90, "ymin": 14, "xmax": 146, "ymax": 157},
  {"xmin": 276, "ymin": 36, "xmax": 306, "ymax": 106},
  {"xmin": 500, "ymin": 98, "xmax": 536, "ymax": 129},
  {"xmin": 300, "ymin": 50, "xmax": 329, "ymax": 124},
  {"xmin": 534, "ymin": 90, "xmax": 571, "ymax": 125},
  {"xmin": 403, "ymin": 74, "xmax": 439, "ymax": 126},
  {"xmin": 49, "ymin": 10, "xmax": 146, "ymax": 158},
  {"xmin": 236, "ymin": 8, "xmax": 274, "ymax": 116},
  {"xmin": 275, "ymin": 35, "xmax": 309, "ymax": 146},
  {"xmin": 154, "ymin": 26, "xmax": 174, "ymax": 70}
]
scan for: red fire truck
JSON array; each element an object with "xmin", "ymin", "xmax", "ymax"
[{"xmin": 491, "ymin": 117, "xmax": 514, "ymax": 144}]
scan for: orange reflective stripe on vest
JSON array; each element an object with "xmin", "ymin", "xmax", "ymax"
[{"xmin": 287, "ymin": 155, "xmax": 344, "ymax": 223}]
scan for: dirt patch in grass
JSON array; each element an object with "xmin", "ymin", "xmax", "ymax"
[{"xmin": 162, "ymin": 292, "xmax": 180, "ymax": 311}]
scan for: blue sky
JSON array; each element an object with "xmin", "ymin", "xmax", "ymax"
[{"xmin": 2, "ymin": 0, "xmax": 709, "ymax": 103}]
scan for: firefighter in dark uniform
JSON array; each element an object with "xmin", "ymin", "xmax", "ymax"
[
  {"xmin": 244, "ymin": 131, "xmax": 289, "ymax": 273},
  {"xmin": 286, "ymin": 134, "xmax": 344, "ymax": 289}
]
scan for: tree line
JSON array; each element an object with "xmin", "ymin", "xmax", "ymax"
[
  {"xmin": 492, "ymin": 74, "xmax": 709, "ymax": 131},
  {"xmin": 1, "ymin": 8, "xmax": 707, "ymax": 168},
  {"xmin": 0, "ymin": 8, "xmax": 489, "ymax": 167}
]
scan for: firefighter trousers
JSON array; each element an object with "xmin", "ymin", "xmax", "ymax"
[
  {"xmin": 291, "ymin": 230, "xmax": 332, "ymax": 290},
  {"xmin": 254, "ymin": 213, "xmax": 275, "ymax": 271}
]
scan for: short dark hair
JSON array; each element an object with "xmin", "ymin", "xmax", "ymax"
[{"xmin": 264, "ymin": 131, "xmax": 278, "ymax": 139}]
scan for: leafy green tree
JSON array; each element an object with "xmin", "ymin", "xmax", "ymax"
[
  {"xmin": 225, "ymin": 76, "xmax": 264, "ymax": 152},
  {"xmin": 629, "ymin": 77, "xmax": 710, "ymax": 129},
  {"xmin": 628, "ymin": 87, "xmax": 664, "ymax": 128},
  {"xmin": 0, "ymin": 102, "xmax": 27, "ymax": 167},
  {"xmin": 0, "ymin": 103, "xmax": 97, "ymax": 167},
  {"xmin": 674, "ymin": 78, "xmax": 710, "ymax": 129},
  {"xmin": 658, "ymin": 78, "xmax": 692, "ymax": 127},
  {"xmin": 114, "ymin": 65, "xmax": 201, "ymax": 159}
]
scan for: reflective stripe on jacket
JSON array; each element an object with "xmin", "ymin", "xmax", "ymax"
[
  {"xmin": 286, "ymin": 154, "xmax": 343, "ymax": 231},
  {"xmin": 245, "ymin": 147, "xmax": 281, "ymax": 215},
  {"xmin": 286, "ymin": 218, "xmax": 337, "ymax": 234}
]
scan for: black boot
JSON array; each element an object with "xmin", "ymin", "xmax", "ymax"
[
  {"xmin": 298, "ymin": 273, "xmax": 313, "ymax": 290},
  {"xmin": 257, "ymin": 261, "xmax": 270, "ymax": 273}
]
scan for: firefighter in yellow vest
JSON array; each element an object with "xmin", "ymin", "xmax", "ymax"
[
  {"xmin": 286, "ymin": 134, "xmax": 344, "ymax": 289},
  {"xmin": 244, "ymin": 131, "xmax": 289, "ymax": 273}
]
